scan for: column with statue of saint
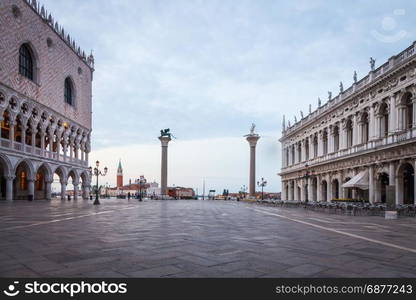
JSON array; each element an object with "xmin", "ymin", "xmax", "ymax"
[
  {"xmin": 245, "ymin": 124, "xmax": 260, "ymax": 198},
  {"xmin": 159, "ymin": 129, "xmax": 172, "ymax": 198}
]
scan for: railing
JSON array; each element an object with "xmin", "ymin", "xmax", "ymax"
[
  {"xmin": 282, "ymin": 129, "xmax": 415, "ymax": 173},
  {"xmin": 0, "ymin": 138, "xmax": 10, "ymax": 148},
  {"xmin": 397, "ymin": 131, "xmax": 409, "ymax": 142},
  {"xmin": 0, "ymin": 138, "xmax": 87, "ymax": 166}
]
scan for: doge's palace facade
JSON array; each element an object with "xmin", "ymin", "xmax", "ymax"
[
  {"xmin": 280, "ymin": 42, "xmax": 416, "ymax": 205},
  {"xmin": 0, "ymin": 0, "xmax": 93, "ymax": 201}
]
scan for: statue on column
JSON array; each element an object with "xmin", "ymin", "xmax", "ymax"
[
  {"xmin": 250, "ymin": 123, "xmax": 256, "ymax": 135},
  {"xmin": 370, "ymin": 57, "xmax": 376, "ymax": 71},
  {"xmin": 160, "ymin": 128, "xmax": 172, "ymax": 138}
]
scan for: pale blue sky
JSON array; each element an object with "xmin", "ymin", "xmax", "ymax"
[{"xmin": 42, "ymin": 0, "xmax": 416, "ymax": 193}]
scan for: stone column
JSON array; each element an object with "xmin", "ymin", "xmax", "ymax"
[
  {"xmin": 60, "ymin": 180, "xmax": 67, "ymax": 200},
  {"xmin": 395, "ymin": 175, "xmax": 402, "ymax": 205},
  {"xmin": 352, "ymin": 169, "xmax": 358, "ymax": 199},
  {"xmin": 375, "ymin": 115, "xmax": 382, "ymax": 139},
  {"xmin": 21, "ymin": 124, "xmax": 26, "ymax": 149},
  {"xmin": 49, "ymin": 133, "xmax": 54, "ymax": 158},
  {"xmin": 159, "ymin": 135, "xmax": 172, "ymax": 197},
  {"xmin": 301, "ymin": 140, "xmax": 306, "ymax": 162},
  {"xmin": 389, "ymin": 162, "xmax": 396, "ymax": 205},
  {"xmin": 56, "ymin": 134, "xmax": 61, "ymax": 160},
  {"xmin": 368, "ymin": 165, "xmax": 374, "ymax": 204},
  {"xmin": 73, "ymin": 181, "xmax": 79, "ymax": 201},
  {"xmin": 9, "ymin": 120, "xmax": 15, "ymax": 150},
  {"xmin": 27, "ymin": 178, "xmax": 35, "ymax": 199},
  {"xmin": 69, "ymin": 141, "xmax": 74, "ymax": 162},
  {"xmin": 307, "ymin": 177, "xmax": 313, "ymax": 202},
  {"xmin": 327, "ymin": 174, "xmax": 332, "ymax": 202},
  {"xmin": 369, "ymin": 105, "xmax": 376, "ymax": 140},
  {"xmin": 63, "ymin": 144, "xmax": 68, "ymax": 162},
  {"xmin": 398, "ymin": 105, "xmax": 406, "ymax": 131},
  {"xmin": 352, "ymin": 115, "xmax": 358, "ymax": 146},
  {"xmin": 246, "ymin": 134, "xmax": 260, "ymax": 197},
  {"xmin": 31, "ymin": 128, "xmax": 36, "ymax": 154},
  {"xmin": 300, "ymin": 179, "xmax": 305, "ymax": 202},
  {"xmin": 389, "ymin": 96, "xmax": 397, "ymax": 134},
  {"xmin": 339, "ymin": 171, "xmax": 344, "ymax": 199},
  {"xmin": 309, "ymin": 136, "xmax": 314, "ymax": 159},
  {"xmin": 40, "ymin": 131, "xmax": 45, "ymax": 157},
  {"xmin": 281, "ymin": 181, "xmax": 287, "ymax": 201},
  {"xmin": 317, "ymin": 131, "xmax": 323, "ymax": 156},
  {"xmin": 5, "ymin": 176, "xmax": 14, "ymax": 201},
  {"xmin": 340, "ymin": 120, "xmax": 347, "ymax": 150},
  {"xmin": 316, "ymin": 175, "xmax": 322, "ymax": 202},
  {"xmin": 45, "ymin": 180, "xmax": 52, "ymax": 200}
]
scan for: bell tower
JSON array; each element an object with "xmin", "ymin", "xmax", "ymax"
[{"xmin": 117, "ymin": 160, "xmax": 123, "ymax": 188}]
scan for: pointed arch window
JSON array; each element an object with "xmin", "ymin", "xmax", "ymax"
[
  {"xmin": 19, "ymin": 44, "xmax": 34, "ymax": 80},
  {"xmin": 64, "ymin": 77, "xmax": 74, "ymax": 106}
]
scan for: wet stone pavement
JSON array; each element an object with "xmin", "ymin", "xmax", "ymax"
[{"xmin": 0, "ymin": 198, "xmax": 416, "ymax": 278}]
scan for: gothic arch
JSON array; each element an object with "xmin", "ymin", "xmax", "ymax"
[
  {"xmin": 53, "ymin": 166, "xmax": 67, "ymax": 182},
  {"xmin": 13, "ymin": 158, "xmax": 35, "ymax": 180},
  {"xmin": 0, "ymin": 153, "xmax": 12, "ymax": 177},
  {"xmin": 67, "ymin": 169, "xmax": 79, "ymax": 184},
  {"xmin": 36, "ymin": 162, "xmax": 53, "ymax": 182}
]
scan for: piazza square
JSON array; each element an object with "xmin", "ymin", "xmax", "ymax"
[{"xmin": 2, "ymin": 1, "xmax": 416, "ymax": 296}]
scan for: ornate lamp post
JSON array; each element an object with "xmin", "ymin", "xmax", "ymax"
[
  {"xmin": 240, "ymin": 184, "xmax": 247, "ymax": 199},
  {"xmin": 298, "ymin": 163, "xmax": 313, "ymax": 202},
  {"xmin": 257, "ymin": 178, "xmax": 267, "ymax": 201},
  {"xmin": 89, "ymin": 160, "xmax": 108, "ymax": 205},
  {"xmin": 136, "ymin": 175, "xmax": 147, "ymax": 202}
]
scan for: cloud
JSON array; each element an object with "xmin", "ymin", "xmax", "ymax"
[{"xmin": 40, "ymin": 0, "xmax": 416, "ymax": 192}]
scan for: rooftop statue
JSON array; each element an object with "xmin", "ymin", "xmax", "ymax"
[
  {"xmin": 353, "ymin": 71, "xmax": 358, "ymax": 83},
  {"xmin": 370, "ymin": 57, "xmax": 376, "ymax": 71}
]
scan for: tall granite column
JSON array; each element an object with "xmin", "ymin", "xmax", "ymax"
[
  {"xmin": 159, "ymin": 135, "xmax": 172, "ymax": 197},
  {"xmin": 246, "ymin": 133, "xmax": 260, "ymax": 198}
]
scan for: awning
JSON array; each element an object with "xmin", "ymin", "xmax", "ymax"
[{"xmin": 342, "ymin": 170, "xmax": 369, "ymax": 190}]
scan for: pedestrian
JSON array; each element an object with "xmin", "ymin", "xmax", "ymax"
[{"xmin": 127, "ymin": 192, "xmax": 131, "ymax": 200}]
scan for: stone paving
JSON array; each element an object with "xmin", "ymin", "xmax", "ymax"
[{"xmin": 0, "ymin": 198, "xmax": 416, "ymax": 278}]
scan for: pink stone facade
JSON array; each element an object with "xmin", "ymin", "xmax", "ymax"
[{"xmin": 0, "ymin": 0, "xmax": 92, "ymax": 130}]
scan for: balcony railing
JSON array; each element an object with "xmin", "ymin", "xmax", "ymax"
[
  {"xmin": 0, "ymin": 137, "xmax": 87, "ymax": 166},
  {"xmin": 282, "ymin": 129, "xmax": 415, "ymax": 173}
]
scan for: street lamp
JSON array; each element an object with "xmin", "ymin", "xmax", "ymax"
[
  {"xmin": 240, "ymin": 185, "xmax": 247, "ymax": 199},
  {"xmin": 135, "ymin": 175, "xmax": 147, "ymax": 202},
  {"xmin": 299, "ymin": 163, "xmax": 313, "ymax": 203},
  {"xmin": 88, "ymin": 160, "xmax": 108, "ymax": 205},
  {"xmin": 257, "ymin": 178, "xmax": 267, "ymax": 201}
]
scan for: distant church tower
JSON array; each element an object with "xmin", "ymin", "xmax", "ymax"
[{"xmin": 117, "ymin": 160, "xmax": 123, "ymax": 188}]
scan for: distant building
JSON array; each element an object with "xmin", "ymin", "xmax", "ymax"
[
  {"xmin": 103, "ymin": 180, "xmax": 159, "ymax": 198},
  {"xmin": 167, "ymin": 187, "xmax": 195, "ymax": 199}
]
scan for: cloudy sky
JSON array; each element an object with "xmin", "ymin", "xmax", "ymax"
[{"xmin": 42, "ymin": 0, "xmax": 415, "ymax": 193}]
